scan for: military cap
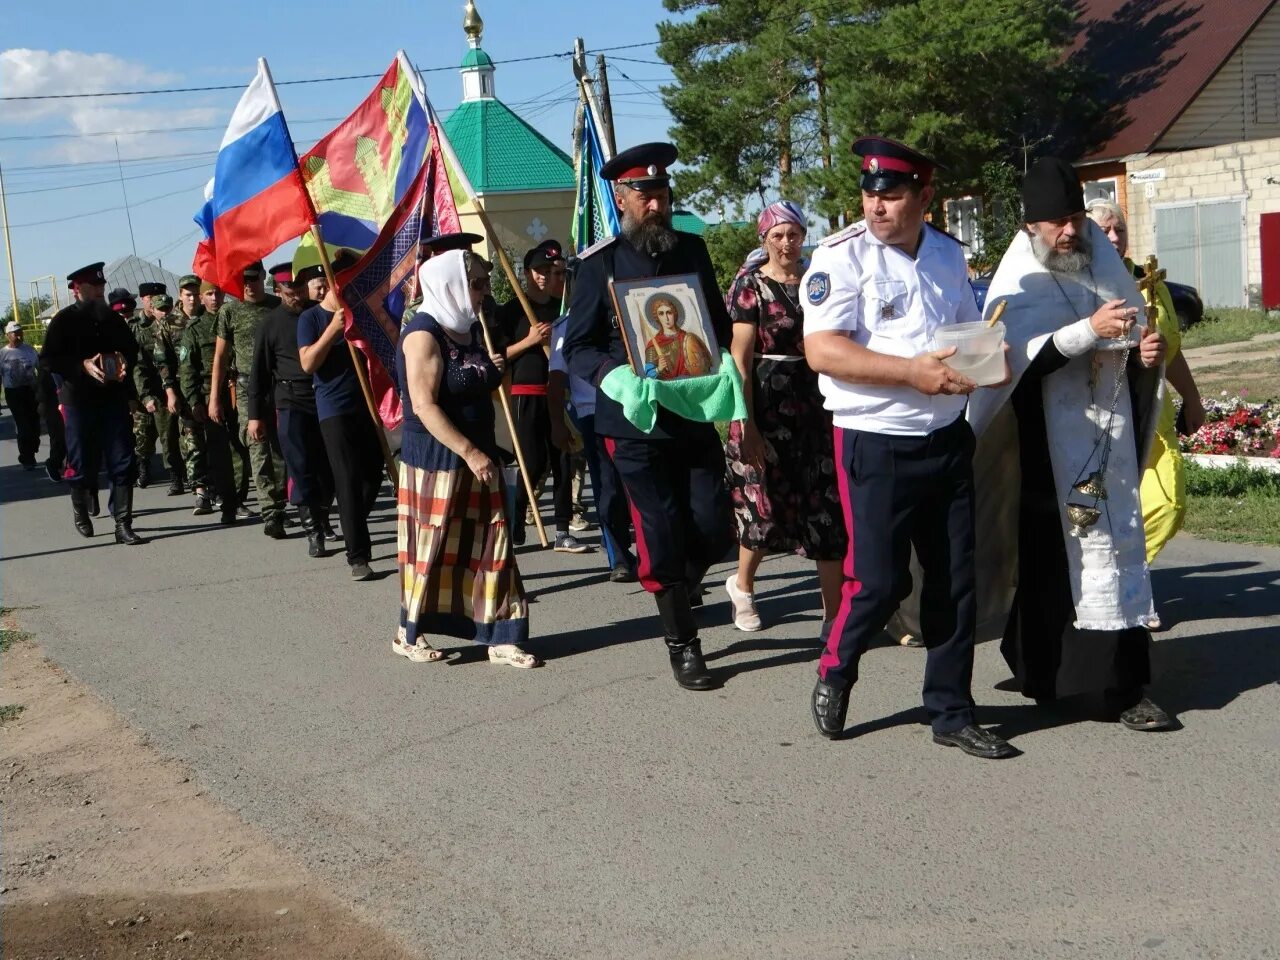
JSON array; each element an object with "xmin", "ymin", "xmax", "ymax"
[
  {"xmin": 268, "ymin": 261, "xmax": 296, "ymax": 284},
  {"xmin": 199, "ymin": 280, "xmax": 218, "ymax": 295},
  {"xmin": 68, "ymin": 262, "xmax": 107, "ymax": 286},
  {"xmin": 852, "ymin": 137, "xmax": 942, "ymax": 192},
  {"xmin": 243, "ymin": 260, "xmax": 265, "ymax": 279},
  {"xmin": 178, "ymin": 273, "xmax": 200, "ymax": 289},
  {"xmin": 600, "ymin": 142, "xmax": 677, "ymax": 188},
  {"xmin": 295, "ymin": 264, "xmax": 325, "ymax": 284},
  {"xmin": 151, "ymin": 293, "xmax": 173, "ymax": 311},
  {"xmin": 524, "ymin": 239, "xmax": 566, "ymax": 271},
  {"xmin": 109, "ymin": 294, "xmax": 137, "ymax": 315},
  {"xmin": 107, "ymin": 287, "xmax": 134, "ymax": 306},
  {"xmin": 419, "ymin": 231, "xmax": 483, "ymax": 257},
  {"xmin": 138, "ymin": 281, "xmax": 166, "ymax": 297}
]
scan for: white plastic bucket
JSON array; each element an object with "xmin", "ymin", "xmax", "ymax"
[{"xmin": 933, "ymin": 320, "xmax": 1006, "ymax": 385}]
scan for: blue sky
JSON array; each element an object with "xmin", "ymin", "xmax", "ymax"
[{"xmin": 0, "ymin": 0, "xmax": 679, "ymax": 313}]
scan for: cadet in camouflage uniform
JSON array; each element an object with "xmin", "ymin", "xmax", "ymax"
[
  {"xmin": 179, "ymin": 281, "xmax": 236, "ymax": 524},
  {"xmin": 209, "ymin": 260, "xmax": 287, "ymax": 537},
  {"xmin": 132, "ymin": 292, "xmax": 187, "ymax": 495},
  {"xmin": 128, "ymin": 282, "xmax": 164, "ymax": 487}
]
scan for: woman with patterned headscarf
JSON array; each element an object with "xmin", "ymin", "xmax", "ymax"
[{"xmin": 723, "ymin": 201, "xmax": 847, "ymax": 633}]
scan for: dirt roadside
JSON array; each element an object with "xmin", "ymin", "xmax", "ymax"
[{"xmin": 1, "ymin": 620, "xmax": 419, "ymax": 960}]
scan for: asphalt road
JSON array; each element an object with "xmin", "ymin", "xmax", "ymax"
[{"xmin": 2, "ymin": 417, "xmax": 1277, "ymax": 960}]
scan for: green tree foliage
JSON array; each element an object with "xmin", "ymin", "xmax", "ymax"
[
  {"xmin": 657, "ymin": 0, "xmax": 830, "ymax": 213},
  {"xmin": 702, "ymin": 222, "xmax": 760, "ymax": 293},
  {"xmin": 658, "ymin": 0, "xmax": 1104, "ymax": 231}
]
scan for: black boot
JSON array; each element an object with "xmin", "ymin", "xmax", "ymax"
[
  {"xmin": 70, "ymin": 488, "xmax": 94, "ymax": 538},
  {"xmin": 298, "ymin": 505, "xmax": 325, "ymax": 558},
  {"xmin": 112, "ymin": 484, "xmax": 144, "ymax": 545},
  {"xmin": 319, "ymin": 509, "xmax": 342, "ymax": 542},
  {"xmin": 135, "ymin": 458, "xmax": 150, "ymax": 489},
  {"xmin": 262, "ymin": 514, "xmax": 287, "ymax": 540},
  {"xmin": 656, "ymin": 586, "xmax": 714, "ymax": 691},
  {"xmin": 89, "ymin": 488, "xmax": 101, "ymax": 517}
]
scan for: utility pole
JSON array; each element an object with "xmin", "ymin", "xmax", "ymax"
[
  {"xmin": 595, "ymin": 53, "xmax": 617, "ymax": 156},
  {"xmin": 0, "ymin": 161, "xmax": 21, "ymax": 327},
  {"xmin": 115, "ymin": 138, "xmax": 138, "ymax": 256}
]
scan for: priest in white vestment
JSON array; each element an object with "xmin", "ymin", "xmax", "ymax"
[{"xmin": 970, "ymin": 157, "xmax": 1173, "ymax": 732}]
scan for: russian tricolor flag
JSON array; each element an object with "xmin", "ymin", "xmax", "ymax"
[{"xmin": 192, "ymin": 59, "xmax": 314, "ymax": 294}]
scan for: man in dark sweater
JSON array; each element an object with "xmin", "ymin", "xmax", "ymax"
[
  {"xmin": 496, "ymin": 240, "xmax": 591, "ymax": 553},
  {"xmin": 247, "ymin": 263, "xmax": 336, "ymax": 556}
]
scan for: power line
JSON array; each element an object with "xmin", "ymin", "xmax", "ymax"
[
  {"xmin": 0, "ymin": 116, "xmax": 347, "ymax": 143},
  {"xmin": 6, "ymin": 161, "xmax": 212, "ymax": 196},
  {"xmin": 0, "ymin": 42, "xmax": 661, "ymax": 102},
  {"xmin": 8, "ymin": 182, "xmax": 204, "ymax": 229}
]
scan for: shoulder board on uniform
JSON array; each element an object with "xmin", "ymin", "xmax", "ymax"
[
  {"xmin": 819, "ymin": 223, "xmax": 866, "ymax": 248},
  {"xmin": 574, "ymin": 235, "xmax": 620, "ymax": 260},
  {"xmin": 927, "ymin": 223, "xmax": 967, "ymax": 247}
]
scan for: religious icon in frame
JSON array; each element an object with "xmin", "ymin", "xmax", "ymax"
[{"xmin": 609, "ymin": 273, "xmax": 720, "ymax": 381}]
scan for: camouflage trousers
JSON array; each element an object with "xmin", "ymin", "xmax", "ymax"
[
  {"xmin": 234, "ymin": 401, "xmax": 286, "ymax": 522},
  {"xmin": 179, "ymin": 417, "xmax": 208, "ymax": 490},
  {"xmin": 133, "ymin": 406, "xmax": 184, "ymax": 479}
]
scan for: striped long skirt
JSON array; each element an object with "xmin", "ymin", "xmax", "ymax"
[{"xmin": 397, "ymin": 460, "xmax": 528, "ymax": 647}]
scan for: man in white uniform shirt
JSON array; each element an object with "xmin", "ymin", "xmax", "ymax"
[{"xmin": 802, "ymin": 137, "xmax": 1017, "ymax": 760}]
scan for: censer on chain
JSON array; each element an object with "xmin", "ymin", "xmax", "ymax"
[{"xmin": 1065, "ymin": 342, "xmax": 1134, "ymax": 536}]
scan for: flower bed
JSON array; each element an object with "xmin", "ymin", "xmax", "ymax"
[{"xmin": 1178, "ymin": 394, "xmax": 1280, "ymax": 459}]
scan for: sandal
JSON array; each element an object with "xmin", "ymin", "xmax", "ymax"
[
  {"xmin": 392, "ymin": 637, "xmax": 445, "ymax": 663},
  {"xmin": 488, "ymin": 644, "xmax": 542, "ymax": 669}
]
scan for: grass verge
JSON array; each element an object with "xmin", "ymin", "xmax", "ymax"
[
  {"xmin": 1181, "ymin": 308, "xmax": 1279, "ymax": 349},
  {"xmin": 0, "ymin": 704, "xmax": 24, "ymax": 725}
]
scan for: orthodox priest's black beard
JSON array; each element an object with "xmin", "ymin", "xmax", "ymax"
[
  {"xmin": 1030, "ymin": 229, "xmax": 1093, "ymax": 274},
  {"xmin": 622, "ymin": 211, "xmax": 678, "ymax": 257}
]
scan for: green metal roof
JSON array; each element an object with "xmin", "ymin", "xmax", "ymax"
[
  {"xmin": 672, "ymin": 210, "xmax": 707, "ymax": 234},
  {"xmin": 443, "ymin": 98, "xmax": 574, "ymax": 194},
  {"xmin": 460, "ymin": 47, "xmax": 494, "ymax": 69}
]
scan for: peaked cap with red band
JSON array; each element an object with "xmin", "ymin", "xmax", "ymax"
[
  {"xmin": 852, "ymin": 137, "xmax": 943, "ymax": 192},
  {"xmin": 600, "ymin": 141, "xmax": 677, "ymax": 187},
  {"xmin": 268, "ymin": 262, "xmax": 295, "ymax": 284}
]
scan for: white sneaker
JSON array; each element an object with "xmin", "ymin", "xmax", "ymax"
[
  {"xmin": 392, "ymin": 638, "xmax": 443, "ymax": 663},
  {"xmin": 725, "ymin": 575, "xmax": 763, "ymax": 632}
]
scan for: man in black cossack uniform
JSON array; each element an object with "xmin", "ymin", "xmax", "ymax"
[
  {"xmin": 40, "ymin": 262, "xmax": 143, "ymax": 544},
  {"xmin": 562, "ymin": 142, "xmax": 733, "ymax": 691}
]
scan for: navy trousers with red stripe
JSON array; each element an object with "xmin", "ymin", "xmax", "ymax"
[
  {"xmin": 821, "ymin": 417, "xmax": 977, "ymax": 735},
  {"xmin": 603, "ymin": 420, "xmax": 731, "ymax": 595}
]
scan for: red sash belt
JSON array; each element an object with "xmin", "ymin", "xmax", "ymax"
[{"xmin": 510, "ymin": 384, "xmax": 548, "ymax": 396}]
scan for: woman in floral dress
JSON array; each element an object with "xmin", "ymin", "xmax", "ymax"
[{"xmin": 723, "ymin": 201, "xmax": 847, "ymax": 633}]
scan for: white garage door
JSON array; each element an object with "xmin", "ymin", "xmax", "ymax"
[{"xmin": 1154, "ymin": 199, "xmax": 1246, "ymax": 307}]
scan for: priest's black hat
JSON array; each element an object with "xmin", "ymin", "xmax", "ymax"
[{"xmin": 1022, "ymin": 157, "xmax": 1085, "ymax": 222}]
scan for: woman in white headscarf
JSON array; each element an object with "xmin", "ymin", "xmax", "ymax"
[{"xmin": 392, "ymin": 250, "xmax": 539, "ymax": 667}]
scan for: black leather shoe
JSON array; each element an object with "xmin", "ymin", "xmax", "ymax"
[
  {"xmin": 45, "ymin": 462, "xmax": 62, "ymax": 484},
  {"xmin": 811, "ymin": 680, "xmax": 850, "ymax": 739},
  {"xmin": 933, "ymin": 724, "xmax": 1019, "ymax": 759},
  {"xmin": 666, "ymin": 640, "xmax": 714, "ymax": 691},
  {"xmin": 114, "ymin": 522, "xmax": 143, "ymax": 545},
  {"xmin": 263, "ymin": 517, "xmax": 287, "ymax": 540},
  {"xmin": 1119, "ymin": 697, "xmax": 1173, "ymax": 731},
  {"xmin": 609, "ymin": 565, "xmax": 637, "ymax": 584}
]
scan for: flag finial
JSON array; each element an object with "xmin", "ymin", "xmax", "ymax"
[{"xmin": 463, "ymin": 0, "xmax": 484, "ymax": 46}]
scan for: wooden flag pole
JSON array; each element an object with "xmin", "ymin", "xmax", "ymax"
[
  {"xmin": 426, "ymin": 105, "xmax": 550, "ymax": 547},
  {"xmin": 309, "ymin": 225, "xmax": 399, "ymax": 486}
]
